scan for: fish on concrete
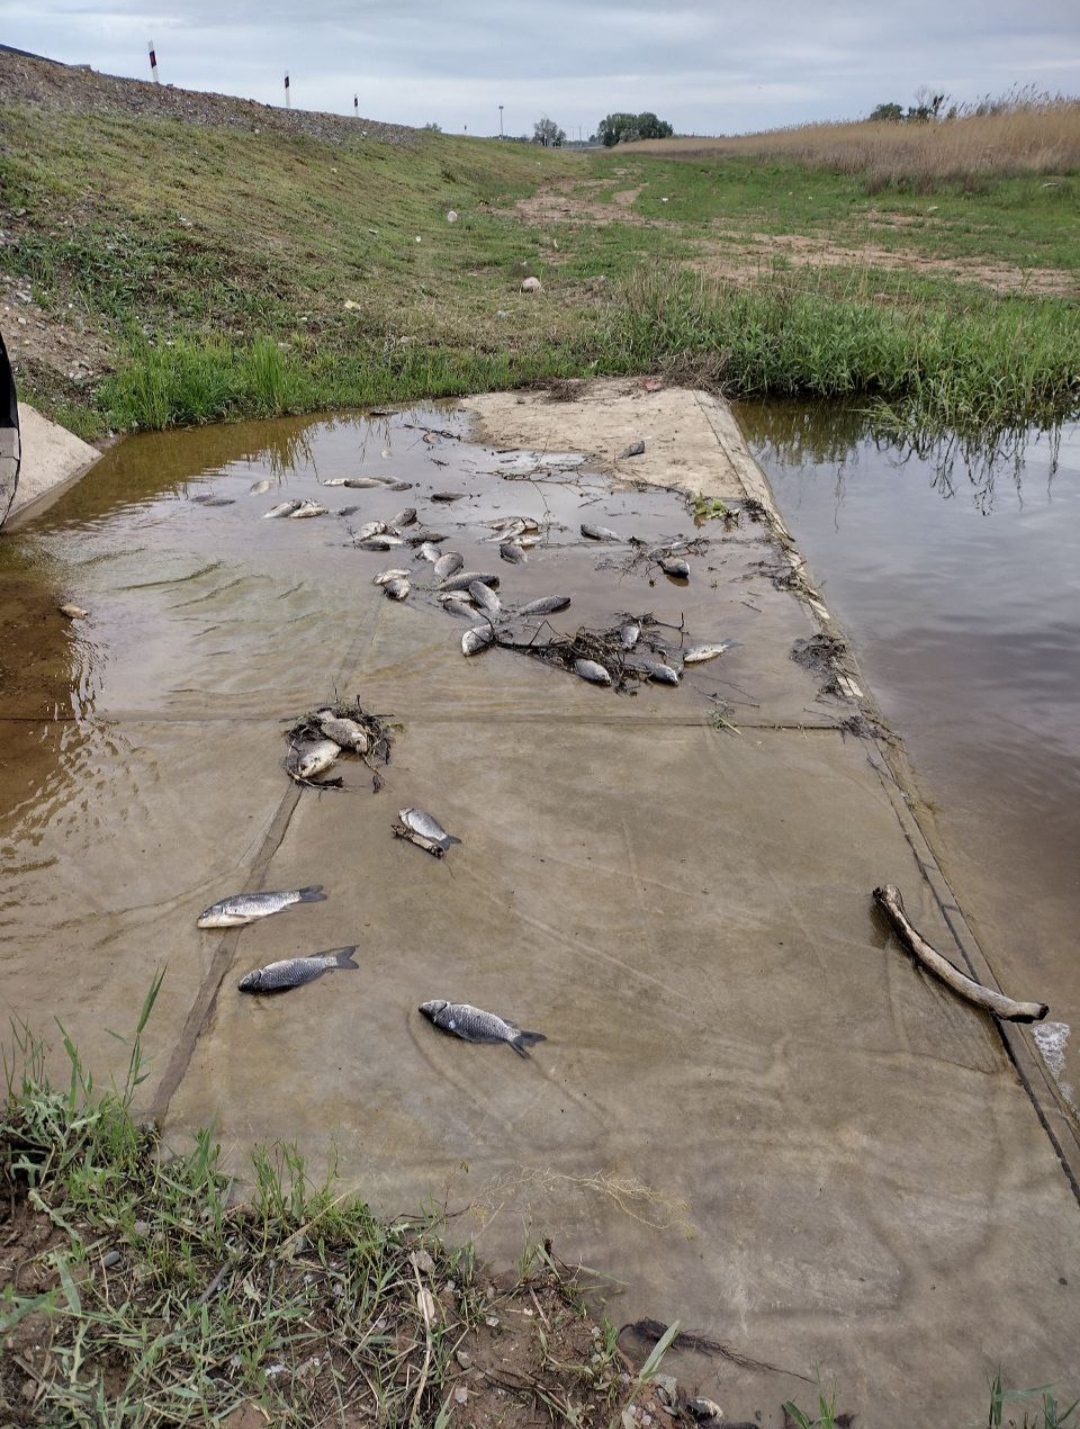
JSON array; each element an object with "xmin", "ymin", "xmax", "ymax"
[
  {"xmin": 285, "ymin": 738, "xmax": 341, "ymax": 782},
  {"xmin": 390, "ymin": 507, "xmax": 417, "ymax": 528},
  {"xmin": 434, "ymin": 551, "xmax": 464, "ymax": 579},
  {"xmin": 239, "ymin": 946, "xmax": 359, "ymax": 994},
  {"xmin": 373, "ymin": 567, "xmax": 411, "ymax": 584},
  {"xmin": 500, "ymin": 542, "xmax": 527, "ymax": 564},
  {"xmin": 574, "ymin": 658, "xmax": 612, "ymax": 686},
  {"xmin": 440, "ymin": 570, "xmax": 501, "ymax": 593},
  {"xmin": 468, "ymin": 581, "xmax": 502, "ymax": 615},
  {"xmin": 683, "ymin": 641, "xmax": 737, "ymax": 664},
  {"xmin": 358, "ymin": 536, "xmax": 405, "ymax": 550},
  {"xmin": 439, "ymin": 592, "xmax": 476, "ymax": 618},
  {"xmin": 315, "ymin": 711, "xmax": 370, "ymax": 753},
  {"xmin": 635, "ymin": 656, "xmax": 681, "ymax": 685},
  {"xmin": 197, "ymin": 885, "xmax": 327, "ymax": 928},
  {"xmin": 400, "ymin": 807, "xmax": 461, "ymax": 848},
  {"xmin": 620, "ymin": 621, "xmax": 641, "ymax": 649},
  {"xmin": 263, "ymin": 500, "xmax": 304, "ymax": 519},
  {"xmin": 343, "ymin": 476, "xmax": 387, "ymax": 489},
  {"xmin": 461, "ymin": 624, "xmax": 496, "ymax": 656},
  {"xmin": 383, "ymin": 576, "xmax": 410, "ymax": 600},
  {"xmin": 352, "ymin": 521, "xmax": 388, "ymax": 540},
  {"xmin": 519, "ymin": 595, "xmax": 571, "ymax": 615},
  {"xmin": 416, "ymin": 542, "xmax": 443, "ymax": 563},
  {"xmin": 419, "ymin": 1000, "xmax": 546, "ymax": 1057},
  {"xmin": 406, "ymin": 528, "xmax": 446, "ymax": 546},
  {"xmin": 581, "ymin": 523, "xmax": 621, "ymax": 541}
]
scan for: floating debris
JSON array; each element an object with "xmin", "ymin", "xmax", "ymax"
[
  {"xmin": 192, "ymin": 494, "xmax": 236, "ymax": 507},
  {"xmin": 419, "ymin": 1000, "xmax": 546, "ymax": 1057},
  {"xmin": 239, "ymin": 947, "xmax": 359, "ymax": 994},
  {"xmin": 197, "ymin": 886, "xmax": 327, "ymax": 929}
]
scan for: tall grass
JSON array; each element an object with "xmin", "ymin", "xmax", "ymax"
[{"xmin": 627, "ymin": 94, "xmax": 1080, "ymax": 188}]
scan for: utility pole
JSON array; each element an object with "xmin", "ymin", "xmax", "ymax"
[
  {"xmin": 498, "ymin": 104, "xmax": 504, "ymax": 138},
  {"xmin": 284, "ymin": 72, "xmax": 290, "ymax": 109},
  {"xmin": 148, "ymin": 40, "xmax": 159, "ymax": 83}
]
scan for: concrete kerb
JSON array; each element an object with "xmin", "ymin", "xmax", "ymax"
[{"xmin": 3, "ymin": 402, "xmax": 102, "ymax": 530}]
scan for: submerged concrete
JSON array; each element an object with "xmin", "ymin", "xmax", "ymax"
[{"xmin": 1, "ymin": 386, "xmax": 1077, "ymax": 1427}]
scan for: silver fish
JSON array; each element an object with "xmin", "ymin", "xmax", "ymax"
[
  {"xmin": 574, "ymin": 658, "xmax": 612, "ymax": 686},
  {"xmin": 399, "ymin": 807, "xmax": 461, "ymax": 849},
  {"xmin": 440, "ymin": 570, "xmax": 501, "ymax": 593},
  {"xmin": 374, "ymin": 567, "xmax": 411, "ymax": 584},
  {"xmin": 197, "ymin": 885, "xmax": 327, "ymax": 929},
  {"xmin": 58, "ymin": 603, "xmax": 89, "ymax": 619},
  {"xmin": 286, "ymin": 738, "xmax": 341, "ymax": 782},
  {"xmin": 417, "ymin": 542, "xmax": 443, "ymax": 563},
  {"xmin": 439, "ymin": 592, "xmax": 476, "ymax": 617},
  {"xmin": 353, "ymin": 521, "xmax": 388, "ymax": 540},
  {"xmin": 264, "ymin": 500, "xmax": 303, "ymax": 519},
  {"xmin": 483, "ymin": 518, "xmax": 525, "ymax": 542},
  {"xmin": 386, "ymin": 481, "xmax": 414, "ymax": 492},
  {"xmin": 581, "ymin": 523, "xmax": 620, "ymax": 541},
  {"xmin": 519, "ymin": 595, "xmax": 570, "ymax": 616},
  {"xmin": 468, "ymin": 581, "xmax": 502, "ymax": 615},
  {"xmin": 343, "ymin": 476, "xmax": 387, "ymax": 489},
  {"xmin": 358, "ymin": 536, "xmax": 405, "ymax": 550},
  {"xmin": 390, "ymin": 507, "xmax": 417, "ymax": 528},
  {"xmin": 239, "ymin": 946, "xmax": 359, "ymax": 994},
  {"xmin": 383, "ymin": 576, "xmax": 410, "ymax": 600},
  {"xmin": 406, "ymin": 529, "xmax": 446, "ymax": 546},
  {"xmin": 289, "ymin": 500, "xmax": 327, "ymax": 519},
  {"xmin": 660, "ymin": 557, "xmax": 690, "ymax": 578},
  {"xmin": 419, "ymin": 1000, "xmax": 546, "ymax": 1058},
  {"xmin": 315, "ymin": 712, "xmax": 370, "ymax": 752},
  {"xmin": 462, "ymin": 624, "xmax": 495, "ymax": 656},
  {"xmin": 636, "ymin": 657, "xmax": 681, "ymax": 685},
  {"xmin": 500, "ymin": 542, "xmax": 527, "ymax": 565},
  {"xmin": 434, "ymin": 551, "xmax": 464, "ymax": 579},
  {"xmin": 683, "ymin": 641, "xmax": 736, "ymax": 664},
  {"xmin": 620, "ymin": 621, "xmax": 641, "ymax": 649},
  {"xmin": 431, "ymin": 491, "xmax": 465, "ymax": 502},
  {"xmin": 321, "ymin": 477, "xmax": 349, "ymax": 486},
  {"xmin": 250, "ymin": 478, "xmax": 272, "ymax": 493}
]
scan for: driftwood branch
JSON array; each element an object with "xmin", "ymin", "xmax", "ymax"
[{"xmin": 873, "ymin": 885, "xmax": 1048, "ymax": 1023}]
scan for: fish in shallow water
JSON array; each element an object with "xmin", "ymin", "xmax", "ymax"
[
  {"xmin": 285, "ymin": 738, "xmax": 341, "ymax": 782},
  {"xmin": 263, "ymin": 500, "xmax": 303, "ymax": 519},
  {"xmin": 358, "ymin": 536, "xmax": 405, "ymax": 550},
  {"xmin": 440, "ymin": 570, "xmax": 500, "ymax": 593},
  {"xmin": 416, "ymin": 542, "xmax": 442, "ymax": 564},
  {"xmin": 343, "ymin": 476, "xmax": 387, "ymax": 489},
  {"xmin": 353, "ymin": 521, "xmax": 388, "ymax": 541},
  {"xmin": 197, "ymin": 885, "xmax": 327, "ymax": 929},
  {"xmin": 461, "ymin": 624, "xmax": 495, "ymax": 656},
  {"xmin": 574, "ymin": 658, "xmax": 612, "ymax": 686},
  {"xmin": 660, "ymin": 557, "xmax": 690, "ymax": 578},
  {"xmin": 683, "ymin": 641, "xmax": 737, "ymax": 664},
  {"xmin": 519, "ymin": 595, "xmax": 570, "ymax": 616},
  {"xmin": 419, "ymin": 1000, "xmax": 546, "ymax": 1057},
  {"xmin": 383, "ymin": 576, "xmax": 410, "ymax": 600},
  {"xmin": 250, "ymin": 478, "xmax": 273, "ymax": 493},
  {"xmin": 239, "ymin": 946, "xmax": 359, "ymax": 994},
  {"xmin": 500, "ymin": 541, "xmax": 527, "ymax": 565},
  {"xmin": 468, "ymin": 581, "xmax": 502, "ymax": 615},
  {"xmin": 373, "ymin": 567, "xmax": 411, "ymax": 585},
  {"xmin": 581, "ymin": 522, "xmax": 620, "ymax": 541},
  {"xmin": 440, "ymin": 592, "xmax": 476, "ymax": 618},
  {"xmin": 315, "ymin": 711, "xmax": 370, "ymax": 753},
  {"xmin": 431, "ymin": 491, "xmax": 465, "ymax": 502},
  {"xmin": 434, "ymin": 551, "xmax": 464, "ymax": 579},
  {"xmin": 289, "ymin": 500, "xmax": 327, "ymax": 518},
  {"xmin": 390, "ymin": 507, "xmax": 417, "ymax": 528}
]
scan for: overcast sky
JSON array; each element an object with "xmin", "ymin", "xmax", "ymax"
[{"xmin": 5, "ymin": 0, "xmax": 1079, "ymax": 137}]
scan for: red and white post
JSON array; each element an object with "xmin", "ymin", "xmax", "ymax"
[
  {"xmin": 148, "ymin": 40, "xmax": 159, "ymax": 83},
  {"xmin": 284, "ymin": 72, "xmax": 290, "ymax": 109}
]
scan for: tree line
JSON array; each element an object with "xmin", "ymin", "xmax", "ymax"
[{"xmin": 530, "ymin": 111, "xmax": 675, "ymax": 147}]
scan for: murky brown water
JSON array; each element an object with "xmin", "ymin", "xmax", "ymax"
[{"xmin": 740, "ymin": 404, "xmax": 1080, "ymax": 1107}]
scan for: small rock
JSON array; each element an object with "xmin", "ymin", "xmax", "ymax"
[
  {"xmin": 496, "ymin": 309, "xmax": 509, "ymax": 317},
  {"xmin": 412, "ymin": 1248, "xmax": 435, "ymax": 1274},
  {"xmin": 446, "ymin": 210, "xmax": 459, "ymax": 223},
  {"xmin": 520, "ymin": 275, "xmax": 542, "ymax": 293},
  {"xmin": 414, "ymin": 235, "xmax": 422, "ymax": 243},
  {"xmin": 344, "ymin": 299, "xmax": 361, "ymax": 311},
  {"xmin": 616, "ymin": 439, "xmax": 646, "ymax": 459},
  {"xmin": 653, "ymin": 1373, "xmax": 678, "ymax": 1407},
  {"xmin": 102, "ymin": 1249, "xmax": 121, "ymax": 1269},
  {"xmin": 22, "ymin": 1379, "xmax": 37, "ymax": 1401},
  {"xmin": 485, "ymin": 1315, "xmax": 500, "ymax": 1328},
  {"xmin": 455, "ymin": 1349, "xmax": 472, "ymax": 1370},
  {"xmin": 453, "ymin": 1386, "xmax": 469, "ymax": 1405}
]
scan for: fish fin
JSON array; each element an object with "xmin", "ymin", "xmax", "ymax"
[
  {"xmin": 298, "ymin": 885, "xmax": 327, "ymax": 902},
  {"xmin": 510, "ymin": 1030, "xmax": 547, "ymax": 1058},
  {"xmin": 441, "ymin": 835, "xmax": 463, "ymax": 848},
  {"xmin": 332, "ymin": 947, "xmax": 360, "ymax": 969}
]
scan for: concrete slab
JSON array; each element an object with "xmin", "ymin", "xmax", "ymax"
[{"xmin": 5, "ymin": 401, "xmax": 100, "ymax": 525}]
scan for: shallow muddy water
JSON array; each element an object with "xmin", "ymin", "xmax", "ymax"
[{"xmin": 740, "ymin": 405, "xmax": 1080, "ymax": 1106}]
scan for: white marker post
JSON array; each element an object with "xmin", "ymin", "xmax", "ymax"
[
  {"xmin": 148, "ymin": 40, "xmax": 159, "ymax": 83},
  {"xmin": 284, "ymin": 72, "xmax": 290, "ymax": 109}
]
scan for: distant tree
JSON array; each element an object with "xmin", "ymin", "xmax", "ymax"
[
  {"xmin": 533, "ymin": 116, "xmax": 566, "ymax": 147},
  {"xmin": 907, "ymin": 87, "xmax": 946, "ymax": 122},
  {"xmin": 868, "ymin": 102, "xmax": 904, "ymax": 123},
  {"xmin": 423, "ymin": 121, "xmax": 442, "ymax": 133},
  {"xmin": 597, "ymin": 111, "xmax": 673, "ymax": 146}
]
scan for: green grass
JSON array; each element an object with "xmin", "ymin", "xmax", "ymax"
[{"xmin": 1, "ymin": 88, "xmax": 1077, "ymax": 444}]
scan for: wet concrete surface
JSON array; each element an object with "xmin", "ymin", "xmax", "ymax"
[{"xmin": 2, "ymin": 389, "xmax": 1078, "ymax": 1426}]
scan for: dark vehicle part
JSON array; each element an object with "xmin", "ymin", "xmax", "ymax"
[{"xmin": 0, "ymin": 329, "xmax": 20, "ymax": 528}]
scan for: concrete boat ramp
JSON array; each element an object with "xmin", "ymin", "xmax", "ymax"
[{"xmin": 3, "ymin": 382, "xmax": 1078, "ymax": 1425}]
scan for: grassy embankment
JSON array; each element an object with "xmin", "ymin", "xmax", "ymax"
[{"xmin": 0, "ymin": 87, "xmax": 1077, "ymax": 442}]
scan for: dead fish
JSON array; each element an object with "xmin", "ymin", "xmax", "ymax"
[
  {"xmin": 239, "ymin": 946, "xmax": 359, "ymax": 994},
  {"xmin": 620, "ymin": 621, "xmax": 641, "ymax": 649},
  {"xmin": 419, "ymin": 1000, "xmax": 546, "ymax": 1058},
  {"xmin": 358, "ymin": 536, "xmax": 405, "ymax": 550},
  {"xmin": 315, "ymin": 711, "xmax": 370, "ymax": 753},
  {"xmin": 660, "ymin": 557, "xmax": 690, "ymax": 578},
  {"xmin": 468, "ymin": 581, "xmax": 502, "ymax": 615},
  {"xmin": 286, "ymin": 738, "xmax": 341, "ymax": 782},
  {"xmin": 483, "ymin": 518, "xmax": 525, "ymax": 542},
  {"xmin": 500, "ymin": 542, "xmax": 527, "ymax": 564},
  {"xmin": 390, "ymin": 508, "xmax": 417, "ymax": 528},
  {"xmin": 343, "ymin": 476, "xmax": 387, "ymax": 489},
  {"xmin": 684, "ymin": 641, "xmax": 737, "ymax": 664},
  {"xmin": 440, "ymin": 570, "xmax": 500, "ymax": 593},
  {"xmin": 439, "ymin": 593, "xmax": 476, "ymax": 618},
  {"xmin": 461, "ymin": 624, "xmax": 495, "ymax": 656},
  {"xmin": 431, "ymin": 491, "xmax": 465, "ymax": 502},
  {"xmin": 197, "ymin": 885, "xmax": 327, "ymax": 929},
  {"xmin": 353, "ymin": 521, "xmax": 388, "ymax": 540},
  {"xmin": 616, "ymin": 439, "xmax": 646, "ymax": 459},
  {"xmin": 250, "ymin": 478, "xmax": 273, "ymax": 493},
  {"xmin": 264, "ymin": 500, "xmax": 303, "ymax": 519},
  {"xmin": 383, "ymin": 576, "xmax": 410, "ymax": 600},
  {"xmin": 289, "ymin": 500, "xmax": 327, "ymax": 518},
  {"xmin": 581, "ymin": 523, "xmax": 620, "ymax": 541},
  {"xmin": 321, "ymin": 477, "xmax": 349, "ymax": 487},
  {"xmin": 58, "ymin": 603, "xmax": 89, "ymax": 619},
  {"xmin": 519, "ymin": 595, "xmax": 570, "ymax": 616},
  {"xmin": 385, "ymin": 480, "xmax": 414, "ymax": 492},
  {"xmin": 335, "ymin": 505, "xmax": 361, "ymax": 517},
  {"xmin": 406, "ymin": 528, "xmax": 447, "ymax": 546},
  {"xmin": 399, "ymin": 807, "xmax": 461, "ymax": 849},
  {"xmin": 574, "ymin": 658, "xmax": 612, "ymax": 685},
  {"xmin": 374, "ymin": 567, "xmax": 411, "ymax": 584},
  {"xmin": 434, "ymin": 551, "xmax": 464, "ymax": 579},
  {"xmin": 193, "ymin": 495, "xmax": 236, "ymax": 507},
  {"xmin": 636, "ymin": 657, "xmax": 681, "ymax": 685}
]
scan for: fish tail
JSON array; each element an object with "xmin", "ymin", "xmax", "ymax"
[
  {"xmin": 442, "ymin": 835, "xmax": 463, "ymax": 848},
  {"xmin": 510, "ymin": 1030, "xmax": 547, "ymax": 1058},
  {"xmin": 332, "ymin": 947, "xmax": 359, "ymax": 969},
  {"xmin": 298, "ymin": 885, "xmax": 327, "ymax": 902}
]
